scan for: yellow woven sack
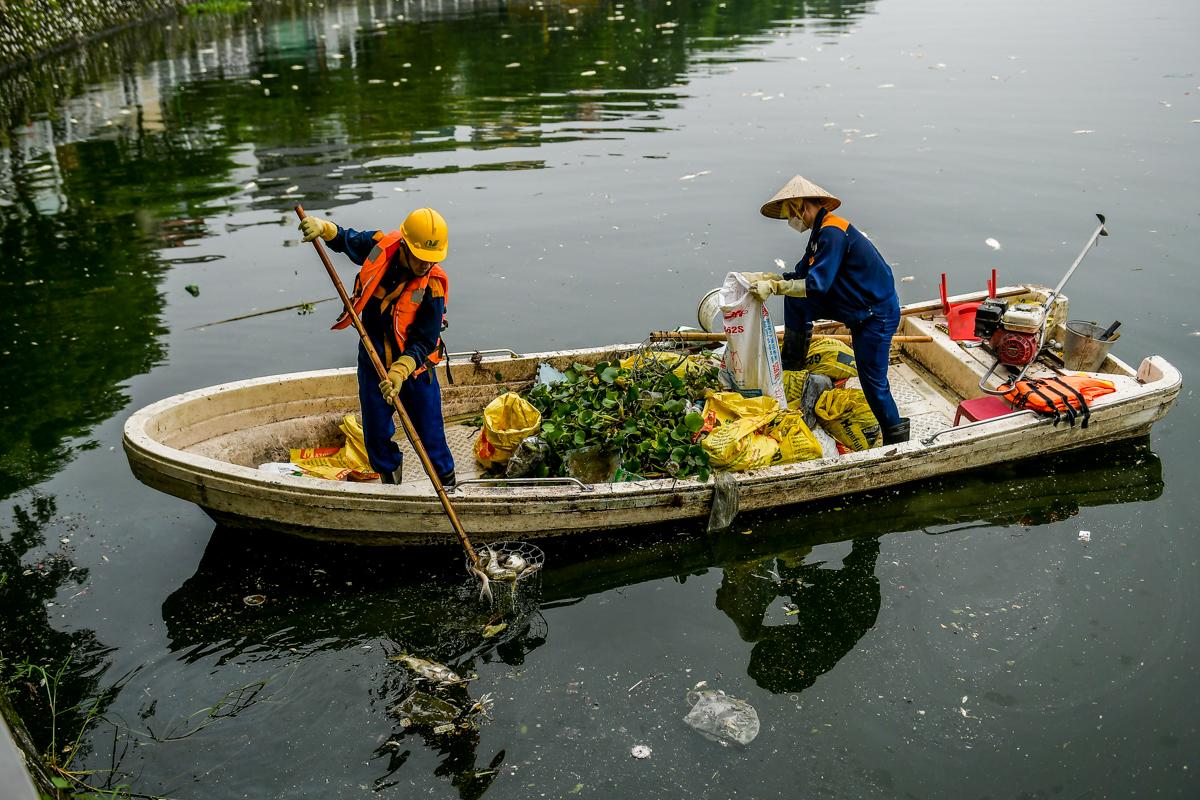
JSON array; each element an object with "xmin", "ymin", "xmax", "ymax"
[
  {"xmin": 814, "ymin": 388, "xmax": 881, "ymax": 451},
  {"xmin": 620, "ymin": 351, "xmax": 715, "ymax": 379},
  {"xmin": 290, "ymin": 414, "xmax": 379, "ymax": 481},
  {"xmin": 783, "ymin": 369, "xmax": 808, "ymax": 408},
  {"xmin": 767, "ymin": 411, "xmax": 823, "ymax": 464},
  {"xmin": 806, "ymin": 338, "xmax": 857, "ymax": 379},
  {"xmin": 474, "ymin": 392, "xmax": 541, "ymax": 468},
  {"xmin": 702, "ymin": 392, "xmax": 780, "ymax": 425},
  {"xmin": 702, "ymin": 414, "xmax": 780, "ymax": 471},
  {"xmin": 699, "ymin": 392, "xmax": 781, "ymax": 471}
]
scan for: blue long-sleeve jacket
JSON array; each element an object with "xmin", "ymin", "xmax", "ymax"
[
  {"xmin": 327, "ymin": 226, "xmax": 444, "ymax": 367},
  {"xmin": 784, "ymin": 207, "xmax": 898, "ymax": 326}
]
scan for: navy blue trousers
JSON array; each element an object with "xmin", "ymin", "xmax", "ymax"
[
  {"xmin": 357, "ymin": 342, "xmax": 455, "ymax": 480},
  {"xmin": 784, "ymin": 296, "xmax": 903, "ymax": 429}
]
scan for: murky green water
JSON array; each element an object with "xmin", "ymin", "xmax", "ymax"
[{"xmin": 2, "ymin": 0, "xmax": 1198, "ymax": 796}]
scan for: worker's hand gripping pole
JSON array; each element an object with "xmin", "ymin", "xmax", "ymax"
[{"xmin": 294, "ymin": 205, "xmax": 482, "ymax": 573}]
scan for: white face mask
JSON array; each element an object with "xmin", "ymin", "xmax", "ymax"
[{"xmin": 788, "ymin": 215, "xmax": 810, "ymax": 233}]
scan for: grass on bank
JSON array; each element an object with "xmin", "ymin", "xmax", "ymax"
[
  {"xmin": 5, "ymin": 657, "xmax": 132, "ymax": 799},
  {"xmin": 184, "ymin": 0, "xmax": 252, "ymax": 15}
]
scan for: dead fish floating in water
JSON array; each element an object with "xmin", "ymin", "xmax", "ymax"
[
  {"xmin": 388, "ymin": 654, "xmax": 469, "ymax": 688},
  {"xmin": 389, "ymin": 690, "xmax": 495, "ymax": 734}
]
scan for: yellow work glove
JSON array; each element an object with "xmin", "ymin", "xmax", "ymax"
[
  {"xmin": 739, "ymin": 271, "xmax": 783, "ymax": 285},
  {"xmin": 298, "ymin": 215, "xmax": 338, "ymax": 243},
  {"xmin": 750, "ymin": 278, "xmax": 807, "ymax": 302},
  {"xmin": 378, "ymin": 355, "xmax": 417, "ymax": 405}
]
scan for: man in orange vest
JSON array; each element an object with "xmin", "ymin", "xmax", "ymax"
[{"xmin": 299, "ymin": 208, "xmax": 456, "ymax": 486}]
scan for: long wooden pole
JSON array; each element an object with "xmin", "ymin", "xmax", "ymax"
[
  {"xmin": 294, "ymin": 206, "xmax": 480, "ymax": 569},
  {"xmin": 188, "ymin": 296, "xmax": 338, "ymax": 330},
  {"xmin": 650, "ymin": 331, "xmax": 933, "ymax": 344}
]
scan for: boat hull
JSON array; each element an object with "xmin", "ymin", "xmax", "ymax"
[
  {"xmin": 124, "ymin": 344, "xmax": 1180, "ymax": 545},
  {"xmin": 123, "ymin": 287, "xmax": 1182, "ymax": 545}
]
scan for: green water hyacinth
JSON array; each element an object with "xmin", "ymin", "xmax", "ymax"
[{"xmin": 524, "ymin": 357, "xmax": 719, "ymax": 481}]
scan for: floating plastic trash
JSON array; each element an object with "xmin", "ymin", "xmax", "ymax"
[{"xmin": 683, "ymin": 689, "xmax": 760, "ymax": 746}]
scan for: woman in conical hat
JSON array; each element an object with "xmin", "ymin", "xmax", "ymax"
[{"xmin": 743, "ymin": 175, "xmax": 909, "ymax": 444}]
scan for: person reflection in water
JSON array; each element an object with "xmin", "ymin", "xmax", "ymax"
[{"xmin": 715, "ymin": 537, "xmax": 881, "ymax": 693}]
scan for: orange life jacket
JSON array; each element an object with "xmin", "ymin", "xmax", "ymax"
[
  {"xmin": 332, "ymin": 230, "xmax": 447, "ymax": 374},
  {"xmin": 1002, "ymin": 374, "xmax": 1116, "ymax": 428}
]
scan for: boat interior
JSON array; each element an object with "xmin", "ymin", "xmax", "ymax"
[{"xmin": 169, "ymin": 286, "xmax": 1158, "ymax": 488}]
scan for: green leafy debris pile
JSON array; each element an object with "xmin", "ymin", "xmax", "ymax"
[{"xmin": 524, "ymin": 355, "xmax": 720, "ymax": 481}]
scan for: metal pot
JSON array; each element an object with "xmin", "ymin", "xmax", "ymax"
[{"xmin": 697, "ymin": 287, "xmax": 723, "ymax": 332}]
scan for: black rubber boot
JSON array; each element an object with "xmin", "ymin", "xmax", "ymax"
[
  {"xmin": 781, "ymin": 327, "xmax": 813, "ymax": 372},
  {"xmin": 438, "ymin": 471, "xmax": 457, "ymax": 489},
  {"xmin": 881, "ymin": 418, "xmax": 911, "ymax": 445},
  {"xmin": 378, "ymin": 467, "xmax": 403, "ymax": 484}
]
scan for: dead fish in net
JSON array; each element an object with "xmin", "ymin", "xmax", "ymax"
[{"xmin": 479, "ymin": 547, "xmax": 530, "ymax": 582}]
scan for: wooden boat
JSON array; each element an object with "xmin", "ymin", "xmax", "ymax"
[{"xmin": 122, "ymin": 286, "xmax": 1181, "ymax": 545}]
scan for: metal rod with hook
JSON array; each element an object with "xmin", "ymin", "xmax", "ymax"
[{"xmin": 978, "ymin": 213, "xmax": 1109, "ymax": 396}]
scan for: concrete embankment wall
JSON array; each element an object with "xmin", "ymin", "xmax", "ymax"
[
  {"xmin": 1, "ymin": 695, "xmax": 49, "ymax": 800},
  {"xmin": 0, "ymin": 0, "xmax": 185, "ymax": 72}
]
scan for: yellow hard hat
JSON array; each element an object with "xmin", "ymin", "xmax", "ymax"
[{"xmin": 400, "ymin": 207, "xmax": 449, "ymax": 262}]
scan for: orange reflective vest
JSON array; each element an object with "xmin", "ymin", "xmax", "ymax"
[
  {"xmin": 332, "ymin": 230, "xmax": 447, "ymax": 373},
  {"xmin": 1002, "ymin": 374, "xmax": 1115, "ymax": 428}
]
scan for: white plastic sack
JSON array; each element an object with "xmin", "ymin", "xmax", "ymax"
[{"xmin": 716, "ymin": 272, "xmax": 787, "ymax": 409}]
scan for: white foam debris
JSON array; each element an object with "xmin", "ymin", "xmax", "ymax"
[
  {"xmin": 878, "ymin": 83, "xmax": 895, "ymax": 89},
  {"xmin": 1078, "ymin": 530, "xmax": 1091, "ymax": 543},
  {"xmin": 901, "ymin": 275, "xmax": 914, "ymax": 282},
  {"xmin": 1073, "ymin": 129, "xmax": 1095, "ymax": 134},
  {"xmin": 506, "ymin": 63, "xmax": 521, "ymax": 68},
  {"xmin": 679, "ymin": 170, "xmax": 711, "ymax": 181},
  {"xmin": 985, "ymin": 237, "xmax": 1001, "ymax": 250}
]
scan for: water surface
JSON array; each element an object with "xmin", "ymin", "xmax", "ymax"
[{"xmin": 1, "ymin": 0, "xmax": 1197, "ymax": 797}]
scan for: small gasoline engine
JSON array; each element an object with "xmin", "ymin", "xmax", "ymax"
[{"xmin": 974, "ymin": 299, "xmax": 1045, "ymax": 366}]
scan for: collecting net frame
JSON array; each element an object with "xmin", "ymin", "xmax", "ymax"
[{"xmin": 464, "ymin": 540, "xmax": 545, "ymax": 605}]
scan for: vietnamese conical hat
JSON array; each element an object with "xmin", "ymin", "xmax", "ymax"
[{"xmin": 759, "ymin": 175, "xmax": 841, "ymax": 219}]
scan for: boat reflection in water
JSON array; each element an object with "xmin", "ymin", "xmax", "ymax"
[{"xmin": 160, "ymin": 439, "xmax": 1161, "ymax": 789}]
